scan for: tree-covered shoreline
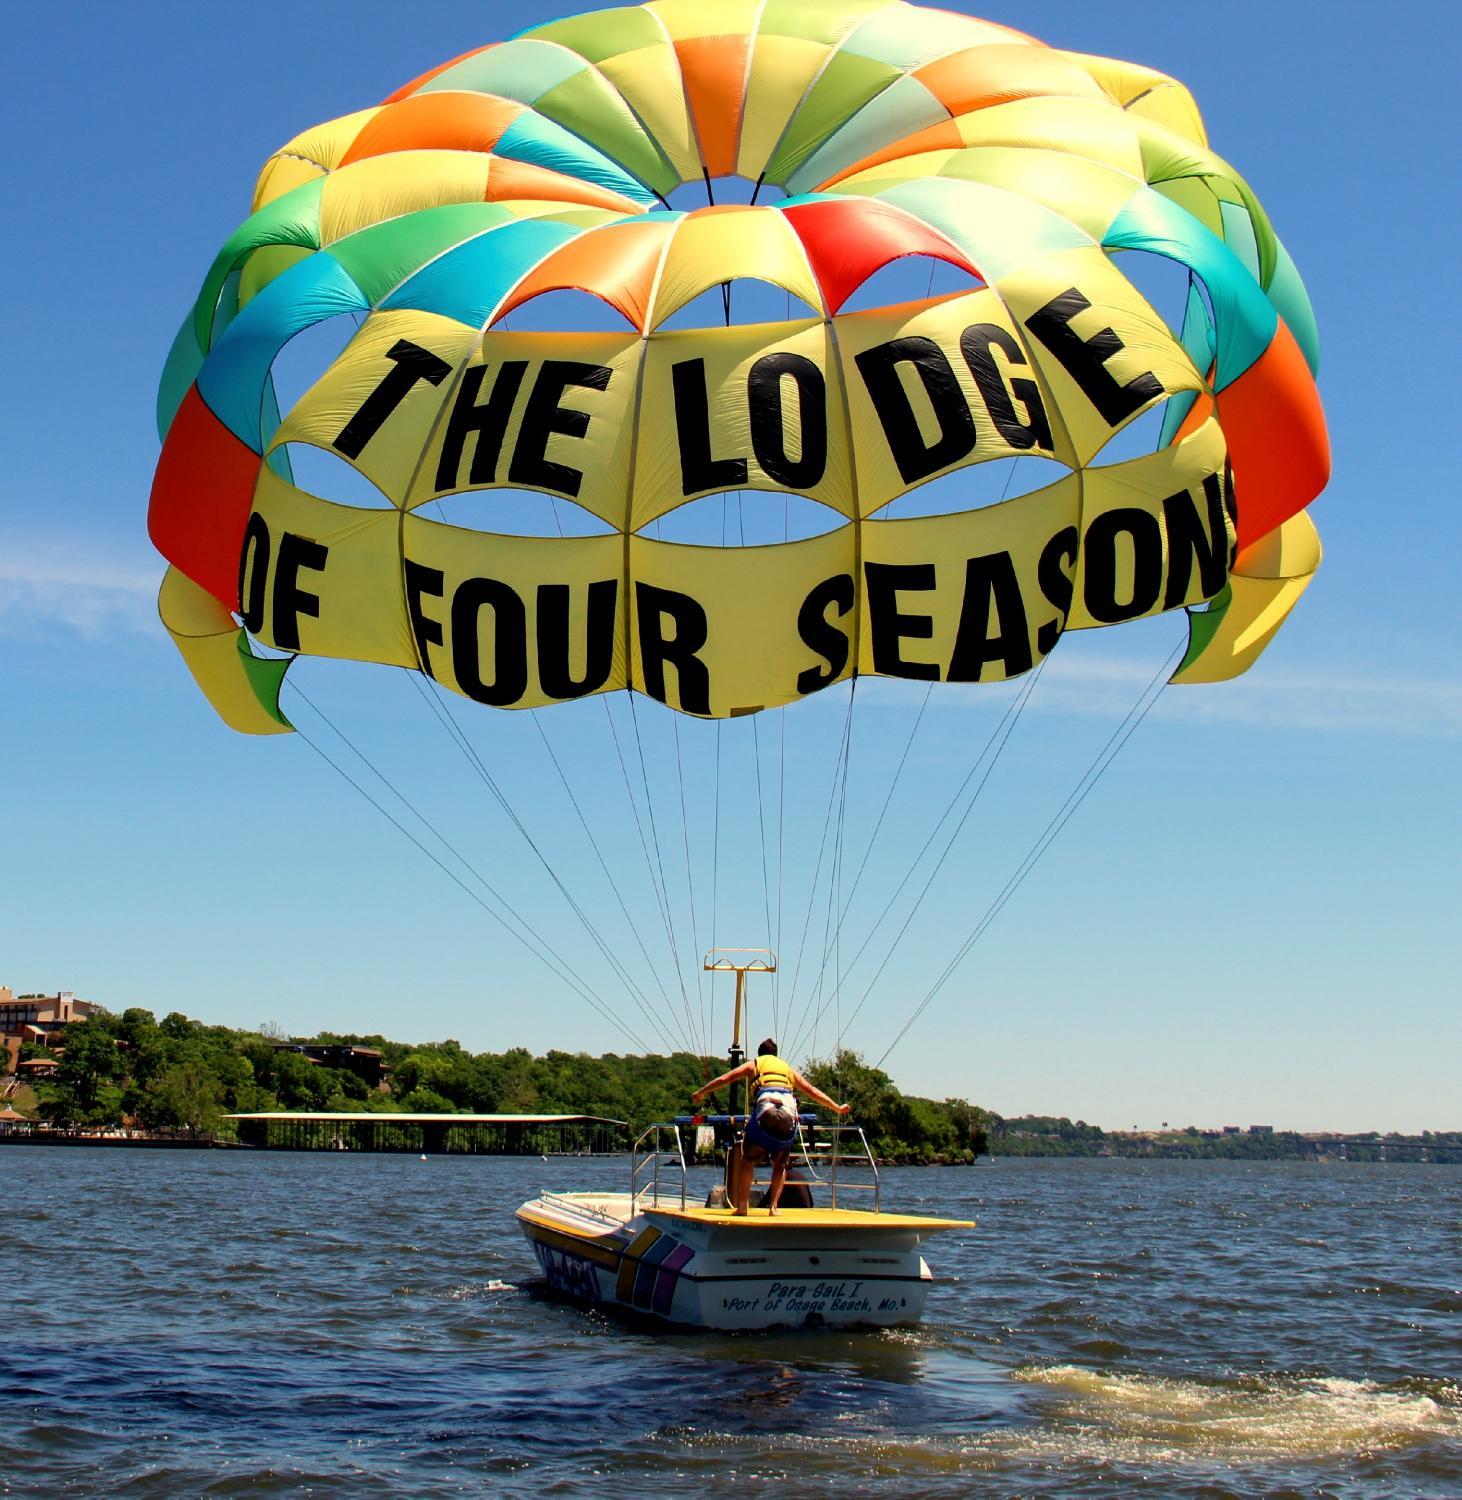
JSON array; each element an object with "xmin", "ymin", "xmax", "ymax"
[
  {"xmin": 8, "ymin": 1009, "xmax": 1455, "ymax": 1162},
  {"xmin": 9, "ymin": 1010, "xmax": 990, "ymax": 1162}
]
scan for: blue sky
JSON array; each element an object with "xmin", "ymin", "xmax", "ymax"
[{"xmin": 4, "ymin": 2, "xmax": 1457, "ymax": 1132}]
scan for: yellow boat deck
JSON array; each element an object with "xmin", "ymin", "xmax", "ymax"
[{"xmin": 644, "ymin": 1204, "xmax": 974, "ymax": 1232}]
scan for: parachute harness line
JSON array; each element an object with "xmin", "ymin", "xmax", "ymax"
[
  {"xmin": 285, "ymin": 680, "xmax": 656, "ymax": 1053},
  {"xmin": 876, "ymin": 637, "xmax": 1187, "ymax": 1069},
  {"xmin": 150, "ymin": 2, "xmax": 1329, "ymax": 1048},
  {"xmin": 408, "ymin": 674, "xmax": 686, "ymax": 1047},
  {"xmin": 787, "ymin": 651, "xmax": 1046, "ymax": 1064}
]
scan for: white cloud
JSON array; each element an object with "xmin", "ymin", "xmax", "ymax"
[
  {"xmin": 0, "ymin": 542, "xmax": 158, "ymax": 638},
  {"xmin": 1151, "ymin": 669, "xmax": 1462, "ymax": 737},
  {"xmin": 1030, "ymin": 651, "xmax": 1462, "ymax": 737},
  {"xmin": 868, "ymin": 649, "xmax": 1462, "ymax": 738}
]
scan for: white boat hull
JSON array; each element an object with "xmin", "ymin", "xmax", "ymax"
[{"xmin": 517, "ymin": 1192, "xmax": 970, "ymax": 1330}]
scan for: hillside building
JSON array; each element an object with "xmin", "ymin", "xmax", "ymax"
[{"xmin": 1, "ymin": 989, "xmax": 101, "ymax": 1073}]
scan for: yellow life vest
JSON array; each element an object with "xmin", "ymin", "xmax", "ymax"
[{"xmin": 753, "ymin": 1054, "xmax": 795, "ymax": 1091}]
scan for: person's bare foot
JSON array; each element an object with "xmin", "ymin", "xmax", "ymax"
[
  {"xmin": 732, "ymin": 1206, "xmax": 748, "ymax": 1217},
  {"xmin": 767, "ymin": 1206, "xmax": 780, "ymax": 1216}
]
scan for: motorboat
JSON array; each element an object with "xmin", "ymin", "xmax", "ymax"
[{"xmin": 517, "ymin": 949, "xmax": 973, "ymax": 1330}]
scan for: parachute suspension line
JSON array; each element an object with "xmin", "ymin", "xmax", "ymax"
[
  {"xmin": 790, "ymin": 657, "xmax": 1047, "ymax": 1063},
  {"xmin": 407, "ymin": 673, "xmax": 675, "ymax": 1053},
  {"xmin": 782, "ymin": 678, "xmax": 858, "ymax": 1056},
  {"xmin": 822, "ymin": 679, "xmax": 935, "ymax": 974},
  {"xmin": 814, "ymin": 676, "xmax": 856, "ymax": 1073},
  {"xmin": 774, "ymin": 481, "xmax": 789, "ymax": 1035},
  {"xmin": 602, "ymin": 695, "xmax": 703, "ymax": 1064},
  {"xmin": 625, "ymin": 689, "xmax": 706, "ymax": 1067},
  {"xmin": 670, "ymin": 710, "xmax": 709, "ymax": 1060},
  {"xmin": 750, "ymin": 715, "xmax": 775, "ymax": 983},
  {"xmin": 729, "ymin": 486, "xmax": 777, "ymax": 1016},
  {"xmin": 783, "ymin": 684, "xmax": 855, "ymax": 1031},
  {"xmin": 529, "ymin": 713, "xmax": 688, "ymax": 1048},
  {"xmin": 708, "ymin": 490, "xmax": 728, "ymax": 1056},
  {"xmin": 806, "ymin": 670, "xmax": 857, "ymax": 1062},
  {"xmin": 877, "ymin": 639, "xmax": 1185, "ymax": 1069},
  {"xmin": 521, "ymin": 444, "xmax": 696, "ymax": 1044},
  {"xmin": 711, "ymin": 713, "xmax": 723, "ymax": 1053},
  {"xmin": 284, "ymin": 683, "xmax": 653, "ymax": 1053},
  {"xmin": 775, "ymin": 699, "xmax": 786, "ymax": 1037}
]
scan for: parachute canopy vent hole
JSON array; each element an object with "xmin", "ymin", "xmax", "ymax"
[
  {"xmin": 656, "ymin": 279, "xmax": 821, "ymax": 331},
  {"xmin": 876, "ymin": 456, "xmax": 1072, "ymax": 520},
  {"xmin": 1090, "ymin": 396, "xmax": 1195, "ymax": 468},
  {"xmin": 835, "ymin": 256, "xmax": 984, "ymax": 316},
  {"xmin": 267, "ymin": 312, "xmax": 366, "ymax": 429},
  {"xmin": 1108, "ymin": 247, "xmax": 1207, "ymax": 349},
  {"xmin": 667, "ymin": 176, "xmax": 778, "ymax": 210},
  {"xmin": 496, "ymin": 287, "xmax": 640, "ymax": 335},
  {"xmin": 273, "ymin": 444, "xmax": 395, "ymax": 509},
  {"xmin": 646, "ymin": 490, "xmax": 846, "ymax": 547},
  {"xmin": 416, "ymin": 486, "xmax": 616, "ymax": 538}
]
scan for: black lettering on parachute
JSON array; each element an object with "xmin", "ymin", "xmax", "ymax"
[
  {"xmin": 852, "ymin": 324, "xmax": 1060, "ymax": 482},
  {"xmin": 796, "ymin": 573, "xmax": 855, "ymax": 695},
  {"xmin": 508, "ymin": 360, "xmax": 613, "ymax": 498},
  {"xmin": 436, "ymin": 361, "xmax": 527, "ymax": 490},
  {"xmin": 537, "ymin": 580, "xmax": 617, "ymax": 699},
  {"xmin": 1024, "ymin": 288, "xmax": 1163, "ymax": 427},
  {"xmin": 236, "ymin": 512, "xmax": 328, "ymax": 652},
  {"xmin": 864, "ymin": 562, "xmax": 939, "ymax": 680},
  {"xmin": 234, "ymin": 473, "xmax": 1229, "ymax": 704},
  {"xmin": 1082, "ymin": 507, "xmax": 1166, "ymax": 623},
  {"xmin": 672, "ymin": 352, "xmax": 830, "ymax": 496},
  {"xmin": 404, "ymin": 559, "xmax": 446, "ymax": 677},
  {"xmin": 959, "ymin": 324, "xmax": 1053, "ymax": 451},
  {"xmin": 747, "ymin": 352, "xmax": 827, "ymax": 490},
  {"xmin": 1036, "ymin": 526, "xmax": 1078, "ymax": 656},
  {"xmin": 948, "ymin": 551, "xmax": 1032, "ymax": 682},
  {"xmin": 635, "ymin": 583, "xmax": 711, "ymax": 715},
  {"xmin": 854, "ymin": 336, "xmax": 975, "ymax": 485},
  {"xmin": 327, "ymin": 334, "xmax": 618, "ymax": 501},
  {"xmin": 405, "ymin": 567, "xmax": 619, "ymax": 705},
  {"xmin": 673, "ymin": 358, "xmax": 748, "ymax": 493},
  {"xmin": 333, "ymin": 339, "xmax": 450, "ymax": 459},
  {"xmin": 451, "ymin": 577, "xmax": 528, "ymax": 707},
  {"xmin": 1162, "ymin": 472, "xmax": 1231, "ymax": 610},
  {"xmin": 239, "ymin": 512, "xmax": 271, "ymax": 635}
]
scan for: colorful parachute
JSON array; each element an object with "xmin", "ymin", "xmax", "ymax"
[{"xmin": 151, "ymin": 0, "xmax": 1328, "ymax": 734}]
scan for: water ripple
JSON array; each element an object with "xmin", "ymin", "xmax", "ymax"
[{"xmin": 0, "ymin": 1150, "xmax": 1457, "ymax": 1496}]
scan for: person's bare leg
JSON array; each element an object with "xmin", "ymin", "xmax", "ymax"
[{"xmin": 766, "ymin": 1153, "xmax": 789, "ymax": 1214}]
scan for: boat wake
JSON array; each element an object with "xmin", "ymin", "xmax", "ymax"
[{"xmin": 1002, "ymin": 1363, "xmax": 1461, "ymax": 1463}]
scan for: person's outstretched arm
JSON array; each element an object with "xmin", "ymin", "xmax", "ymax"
[
  {"xmin": 692, "ymin": 1060, "xmax": 754, "ymax": 1104},
  {"xmin": 791, "ymin": 1069, "xmax": 851, "ymax": 1115}
]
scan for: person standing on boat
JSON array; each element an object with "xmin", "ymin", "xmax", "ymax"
[{"xmin": 692, "ymin": 1040, "xmax": 850, "ymax": 1216}]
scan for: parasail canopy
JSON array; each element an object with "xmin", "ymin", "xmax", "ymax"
[{"xmin": 150, "ymin": 0, "xmax": 1328, "ymax": 734}]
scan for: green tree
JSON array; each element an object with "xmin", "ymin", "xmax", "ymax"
[
  {"xmin": 137, "ymin": 1061, "xmax": 223, "ymax": 1136},
  {"xmin": 159, "ymin": 1011, "xmax": 195, "ymax": 1041},
  {"xmin": 45, "ymin": 1017, "xmax": 123, "ymax": 1122},
  {"xmin": 399, "ymin": 1087, "xmax": 455, "ymax": 1113}
]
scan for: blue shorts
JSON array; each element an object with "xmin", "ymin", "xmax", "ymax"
[{"xmin": 744, "ymin": 1089, "xmax": 799, "ymax": 1157}]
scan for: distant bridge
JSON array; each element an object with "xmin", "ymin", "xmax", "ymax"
[{"xmin": 1301, "ymin": 1137, "xmax": 1458, "ymax": 1164}]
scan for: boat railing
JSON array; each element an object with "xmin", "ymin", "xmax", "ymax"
[
  {"xmin": 536, "ymin": 1191, "xmax": 625, "ymax": 1227},
  {"xmin": 798, "ymin": 1123, "xmax": 881, "ymax": 1212},
  {"xmin": 630, "ymin": 1122, "xmax": 687, "ymax": 1210},
  {"xmin": 670, "ymin": 1113, "xmax": 881, "ymax": 1212}
]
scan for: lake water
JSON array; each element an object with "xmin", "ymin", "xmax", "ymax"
[{"xmin": 1, "ymin": 1150, "xmax": 1457, "ymax": 1497}]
